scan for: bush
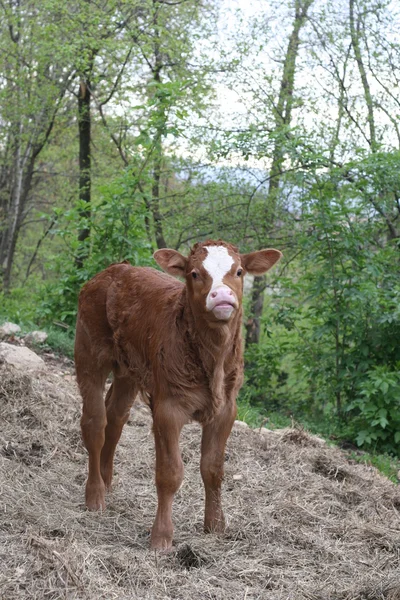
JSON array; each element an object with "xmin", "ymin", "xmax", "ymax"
[
  {"xmin": 38, "ymin": 171, "xmax": 152, "ymax": 325},
  {"xmin": 0, "ymin": 288, "xmax": 38, "ymax": 325},
  {"xmin": 347, "ymin": 365, "xmax": 400, "ymax": 452}
]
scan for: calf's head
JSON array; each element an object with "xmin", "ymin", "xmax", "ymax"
[{"xmin": 154, "ymin": 240, "xmax": 282, "ymax": 323}]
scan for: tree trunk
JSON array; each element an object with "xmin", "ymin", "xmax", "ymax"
[
  {"xmin": 245, "ymin": 275, "xmax": 266, "ymax": 346},
  {"xmin": 150, "ymin": 1, "xmax": 167, "ymax": 250},
  {"xmin": 0, "ymin": 133, "xmax": 35, "ymax": 292},
  {"xmin": 245, "ymin": 0, "xmax": 314, "ymax": 346},
  {"xmin": 76, "ymin": 77, "xmax": 92, "ymax": 269},
  {"xmin": 349, "ymin": 0, "xmax": 376, "ymax": 150}
]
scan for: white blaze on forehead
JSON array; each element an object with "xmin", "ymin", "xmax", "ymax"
[{"xmin": 203, "ymin": 245, "xmax": 234, "ymax": 288}]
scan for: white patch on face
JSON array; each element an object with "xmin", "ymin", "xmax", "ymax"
[
  {"xmin": 203, "ymin": 245, "xmax": 234, "ymax": 290},
  {"xmin": 203, "ymin": 246, "xmax": 237, "ymax": 319}
]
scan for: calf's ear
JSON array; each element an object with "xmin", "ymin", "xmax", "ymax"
[
  {"xmin": 153, "ymin": 249, "xmax": 187, "ymax": 278},
  {"xmin": 241, "ymin": 249, "xmax": 282, "ymax": 275}
]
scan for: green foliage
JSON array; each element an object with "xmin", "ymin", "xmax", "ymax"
[
  {"xmin": 347, "ymin": 366, "xmax": 400, "ymax": 451},
  {"xmin": 236, "ymin": 397, "xmax": 265, "ymax": 428},
  {"xmin": 43, "ymin": 326, "xmax": 75, "ymax": 359},
  {"xmin": 349, "ymin": 451, "xmax": 400, "ymax": 484},
  {"xmin": 38, "ymin": 171, "xmax": 152, "ymax": 325},
  {"xmin": 240, "ymin": 328, "xmax": 287, "ymax": 410},
  {"xmin": 270, "ymin": 154, "xmax": 400, "ymax": 454},
  {"xmin": 0, "ymin": 288, "xmax": 38, "ymax": 325},
  {"xmin": 0, "ymin": 294, "xmax": 75, "ymax": 357},
  {"xmin": 18, "ymin": 323, "xmax": 75, "ymax": 359}
]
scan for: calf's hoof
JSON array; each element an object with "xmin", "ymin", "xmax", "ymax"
[
  {"xmin": 150, "ymin": 526, "xmax": 174, "ymax": 552},
  {"xmin": 85, "ymin": 481, "xmax": 106, "ymax": 511},
  {"xmin": 150, "ymin": 540, "xmax": 175, "ymax": 553},
  {"xmin": 100, "ymin": 467, "xmax": 113, "ymax": 491},
  {"xmin": 204, "ymin": 515, "xmax": 226, "ymax": 534}
]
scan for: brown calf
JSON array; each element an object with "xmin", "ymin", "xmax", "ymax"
[{"xmin": 75, "ymin": 239, "xmax": 281, "ymax": 550}]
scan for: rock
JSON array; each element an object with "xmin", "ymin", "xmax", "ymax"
[
  {"xmin": 25, "ymin": 330, "xmax": 48, "ymax": 344},
  {"xmin": 0, "ymin": 322, "xmax": 21, "ymax": 338},
  {"xmin": 234, "ymin": 420, "xmax": 249, "ymax": 429},
  {"xmin": 0, "ymin": 342, "xmax": 45, "ymax": 371},
  {"xmin": 311, "ymin": 434, "xmax": 327, "ymax": 446},
  {"xmin": 260, "ymin": 427, "xmax": 273, "ymax": 436},
  {"xmin": 261, "ymin": 427, "xmax": 283, "ymax": 435}
]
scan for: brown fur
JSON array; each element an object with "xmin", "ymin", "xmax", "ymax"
[{"xmin": 75, "ymin": 240, "xmax": 282, "ymax": 550}]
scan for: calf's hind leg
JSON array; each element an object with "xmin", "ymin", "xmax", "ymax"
[
  {"xmin": 75, "ymin": 320, "xmax": 111, "ymax": 511},
  {"xmin": 100, "ymin": 376, "xmax": 137, "ymax": 489},
  {"xmin": 79, "ymin": 370, "xmax": 110, "ymax": 511}
]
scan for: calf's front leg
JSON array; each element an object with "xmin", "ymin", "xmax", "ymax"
[
  {"xmin": 200, "ymin": 401, "xmax": 237, "ymax": 533},
  {"xmin": 151, "ymin": 404, "xmax": 185, "ymax": 551}
]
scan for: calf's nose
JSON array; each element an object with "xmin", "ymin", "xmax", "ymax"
[{"xmin": 210, "ymin": 287, "xmax": 234, "ymax": 301}]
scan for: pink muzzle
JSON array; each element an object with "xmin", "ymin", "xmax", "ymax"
[{"xmin": 207, "ymin": 286, "xmax": 237, "ymax": 320}]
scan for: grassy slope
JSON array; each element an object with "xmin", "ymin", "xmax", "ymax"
[
  {"xmin": 1, "ymin": 365, "xmax": 400, "ymax": 599},
  {"xmin": 1, "ymin": 315, "xmax": 399, "ymax": 484}
]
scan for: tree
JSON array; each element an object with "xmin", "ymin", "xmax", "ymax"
[
  {"xmin": 73, "ymin": 0, "xmax": 140, "ymax": 266},
  {"xmin": 0, "ymin": 0, "xmax": 76, "ymax": 291},
  {"xmin": 241, "ymin": 0, "xmax": 315, "ymax": 345},
  {"xmin": 95, "ymin": 0, "xmax": 216, "ymax": 251}
]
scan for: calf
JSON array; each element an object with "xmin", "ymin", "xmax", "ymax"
[{"xmin": 75, "ymin": 239, "xmax": 281, "ymax": 550}]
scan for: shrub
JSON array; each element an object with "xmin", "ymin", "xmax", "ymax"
[
  {"xmin": 347, "ymin": 365, "xmax": 400, "ymax": 452},
  {"xmin": 38, "ymin": 171, "xmax": 152, "ymax": 325}
]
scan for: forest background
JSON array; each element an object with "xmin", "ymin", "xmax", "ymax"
[{"xmin": 1, "ymin": 0, "xmax": 400, "ymax": 460}]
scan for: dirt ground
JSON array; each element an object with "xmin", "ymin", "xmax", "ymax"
[{"xmin": 1, "ymin": 360, "xmax": 400, "ymax": 600}]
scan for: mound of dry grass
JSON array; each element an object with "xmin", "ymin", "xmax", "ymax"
[{"xmin": 1, "ymin": 363, "xmax": 400, "ymax": 600}]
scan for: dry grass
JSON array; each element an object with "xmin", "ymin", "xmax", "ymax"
[{"xmin": 1, "ymin": 363, "xmax": 400, "ymax": 600}]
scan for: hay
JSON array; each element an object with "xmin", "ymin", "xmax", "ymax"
[{"xmin": 0, "ymin": 363, "xmax": 400, "ymax": 600}]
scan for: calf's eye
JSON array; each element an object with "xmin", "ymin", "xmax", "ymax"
[
  {"xmin": 191, "ymin": 271, "xmax": 198, "ymax": 279},
  {"xmin": 237, "ymin": 269, "xmax": 243, "ymax": 276}
]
